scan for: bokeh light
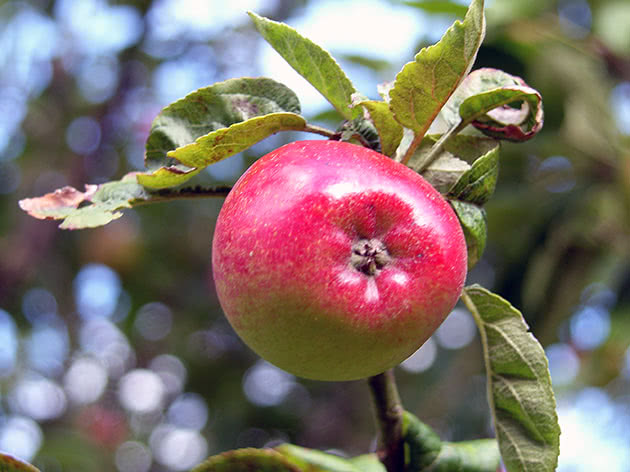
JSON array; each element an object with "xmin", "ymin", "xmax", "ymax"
[
  {"xmin": 115, "ymin": 441, "xmax": 152, "ymax": 472},
  {"xmin": 149, "ymin": 354, "xmax": 187, "ymax": 397},
  {"xmin": 25, "ymin": 320, "xmax": 69, "ymax": 377},
  {"xmin": 400, "ymin": 337, "xmax": 437, "ymax": 373},
  {"xmin": 610, "ymin": 81, "xmax": 630, "ymax": 135},
  {"xmin": 64, "ymin": 356, "xmax": 109, "ymax": 404},
  {"xmin": 118, "ymin": 369, "xmax": 166, "ymax": 414},
  {"xmin": 166, "ymin": 393, "xmax": 208, "ymax": 431},
  {"xmin": 65, "ymin": 116, "xmax": 102, "ymax": 155},
  {"xmin": 570, "ymin": 305, "xmax": 611, "ymax": 351},
  {"xmin": 74, "ymin": 264, "xmax": 122, "ymax": 320},
  {"xmin": 79, "ymin": 318, "xmax": 134, "ymax": 378},
  {"xmin": 435, "ymin": 308, "xmax": 477, "ymax": 350},
  {"xmin": 9, "ymin": 375, "xmax": 67, "ymax": 421},
  {"xmin": 546, "ymin": 343, "xmax": 580, "ymax": 387},
  {"xmin": 557, "ymin": 388, "xmax": 630, "ymax": 471},
  {"xmin": 535, "ymin": 156, "xmax": 576, "ymax": 193},
  {"xmin": 0, "ymin": 416, "xmax": 43, "ymax": 462},
  {"xmin": 149, "ymin": 424, "xmax": 208, "ymax": 471},
  {"xmin": 134, "ymin": 302, "xmax": 173, "ymax": 341},
  {"xmin": 243, "ymin": 360, "xmax": 296, "ymax": 407},
  {"xmin": 0, "ymin": 309, "xmax": 18, "ymax": 377}
]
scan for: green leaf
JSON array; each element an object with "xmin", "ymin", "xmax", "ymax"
[
  {"xmin": 426, "ymin": 441, "xmax": 501, "ymax": 472},
  {"xmin": 402, "ymin": 411, "xmax": 500, "ymax": 472},
  {"xmin": 140, "ymin": 77, "xmax": 304, "ymax": 189},
  {"xmin": 402, "ymin": 411, "xmax": 442, "ymax": 471},
  {"xmin": 348, "ymin": 454, "xmax": 386, "ymax": 472},
  {"xmin": 407, "ymin": 135, "xmax": 498, "ymax": 195},
  {"xmin": 449, "ymin": 200, "xmax": 487, "ymax": 269},
  {"xmin": 402, "ymin": 1, "xmax": 469, "ymax": 17},
  {"xmin": 389, "ymin": 0, "xmax": 485, "ymax": 159},
  {"xmin": 351, "ymin": 98, "xmax": 404, "ymax": 157},
  {"xmin": 0, "ymin": 453, "xmax": 40, "ymax": 472},
  {"xmin": 275, "ymin": 444, "xmax": 360, "ymax": 472},
  {"xmin": 440, "ymin": 68, "xmax": 543, "ymax": 142},
  {"xmin": 461, "ymin": 285, "xmax": 560, "ymax": 472},
  {"xmin": 249, "ymin": 11, "xmax": 358, "ymax": 120},
  {"xmin": 191, "ymin": 448, "xmax": 301, "ymax": 472},
  {"xmin": 146, "ymin": 77, "xmax": 301, "ymax": 168},
  {"xmin": 448, "ymin": 144, "xmax": 499, "ymax": 205},
  {"xmin": 138, "ymin": 113, "xmax": 307, "ymax": 189}
]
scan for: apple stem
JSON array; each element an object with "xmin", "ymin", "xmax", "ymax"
[{"xmin": 368, "ymin": 369, "xmax": 405, "ymax": 472}]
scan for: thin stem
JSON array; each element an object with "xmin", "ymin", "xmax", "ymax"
[
  {"xmin": 132, "ymin": 185, "xmax": 233, "ymax": 206},
  {"xmin": 414, "ymin": 120, "xmax": 468, "ymax": 173},
  {"xmin": 368, "ymin": 369, "xmax": 405, "ymax": 472},
  {"xmin": 302, "ymin": 123, "xmax": 338, "ymax": 139}
]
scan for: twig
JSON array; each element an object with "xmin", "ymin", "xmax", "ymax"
[{"xmin": 368, "ymin": 369, "xmax": 405, "ymax": 472}]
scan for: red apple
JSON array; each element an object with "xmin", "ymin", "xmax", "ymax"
[{"xmin": 212, "ymin": 140, "xmax": 467, "ymax": 381}]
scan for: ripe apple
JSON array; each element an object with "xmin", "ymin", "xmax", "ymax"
[{"xmin": 212, "ymin": 140, "xmax": 467, "ymax": 381}]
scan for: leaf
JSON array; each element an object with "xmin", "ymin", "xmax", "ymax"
[
  {"xmin": 402, "ymin": 411, "xmax": 500, "ymax": 472},
  {"xmin": 351, "ymin": 98, "xmax": 404, "ymax": 157},
  {"xmin": 0, "ymin": 453, "xmax": 40, "ymax": 472},
  {"xmin": 409, "ymin": 143, "xmax": 471, "ymax": 194},
  {"xmin": 19, "ymin": 174, "xmax": 232, "ymax": 230},
  {"xmin": 449, "ymin": 200, "xmax": 487, "ymax": 269},
  {"xmin": 249, "ymin": 11, "xmax": 358, "ymax": 120},
  {"xmin": 146, "ymin": 77, "xmax": 301, "ymax": 168},
  {"xmin": 138, "ymin": 113, "xmax": 307, "ymax": 189},
  {"xmin": 447, "ymin": 144, "xmax": 499, "ymax": 205},
  {"xmin": 440, "ymin": 68, "xmax": 544, "ymax": 142},
  {"xmin": 389, "ymin": 0, "xmax": 485, "ymax": 158},
  {"xmin": 19, "ymin": 173, "xmax": 149, "ymax": 230},
  {"xmin": 140, "ymin": 77, "xmax": 305, "ymax": 189},
  {"xmin": 402, "ymin": 411, "xmax": 442, "ymax": 471},
  {"xmin": 461, "ymin": 285, "xmax": 560, "ymax": 472},
  {"xmin": 402, "ymin": 1, "xmax": 469, "ymax": 17},
  {"xmin": 347, "ymin": 455, "xmax": 386, "ymax": 472},
  {"xmin": 191, "ymin": 448, "xmax": 301, "ymax": 472},
  {"xmin": 275, "ymin": 444, "xmax": 360, "ymax": 472},
  {"xmin": 426, "ymin": 441, "xmax": 501, "ymax": 472},
  {"xmin": 336, "ymin": 115, "xmax": 381, "ymax": 151},
  {"xmin": 407, "ymin": 135, "xmax": 498, "ymax": 195}
]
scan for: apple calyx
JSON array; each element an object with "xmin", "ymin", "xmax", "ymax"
[{"xmin": 350, "ymin": 238, "xmax": 391, "ymax": 276}]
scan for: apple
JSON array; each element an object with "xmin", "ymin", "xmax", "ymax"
[{"xmin": 212, "ymin": 140, "xmax": 467, "ymax": 381}]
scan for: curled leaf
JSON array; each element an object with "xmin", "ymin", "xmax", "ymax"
[
  {"xmin": 441, "ymin": 68, "xmax": 544, "ymax": 142},
  {"xmin": 389, "ymin": 0, "xmax": 485, "ymax": 160}
]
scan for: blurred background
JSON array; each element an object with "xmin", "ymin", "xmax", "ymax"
[{"xmin": 0, "ymin": 0, "xmax": 629, "ymax": 470}]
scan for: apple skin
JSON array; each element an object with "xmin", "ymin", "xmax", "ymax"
[{"xmin": 212, "ymin": 140, "xmax": 467, "ymax": 381}]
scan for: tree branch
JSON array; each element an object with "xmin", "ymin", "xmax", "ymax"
[{"xmin": 368, "ymin": 369, "xmax": 405, "ymax": 472}]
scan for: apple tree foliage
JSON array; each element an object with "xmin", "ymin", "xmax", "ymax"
[{"xmin": 18, "ymin": 0, "xmax": 560, "ymax": 471}]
